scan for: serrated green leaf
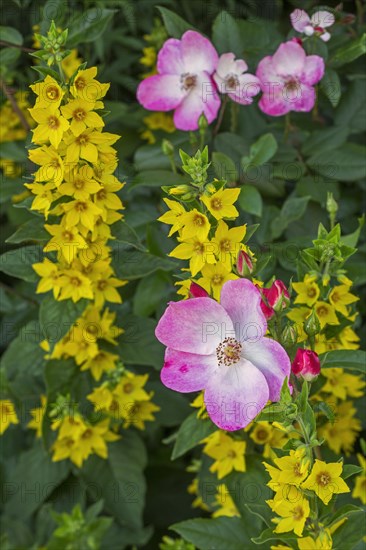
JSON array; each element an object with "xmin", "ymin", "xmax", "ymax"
[{"xmin": 320, "ymin": 69, "xmax": 341, "ymax": 107}]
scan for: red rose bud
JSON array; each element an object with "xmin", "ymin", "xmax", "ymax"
[
  {"xmin": 267, "ymin": 280, "xmax": 290, "ymax": 312},
  {"xmin": 189, "ymin": 281, "xmax": 209, "ymax": 298},
  {"xmin": 291, "ymin": 349, "xmax": 321, "ymax": 382},
  {"xmin": 260, "ymin": 288, "xmax": 275, "ymax": 319},
  {"xmin": 260, "ymin": 280, "xmax": 289, "ymax": 318},
  {"xmin": 237, "ymin": 249, "xmax": 254, "ymax": 277},
  {"xmin": 291, "ymin": 37, "xmax": 303, "ymax": 46}
]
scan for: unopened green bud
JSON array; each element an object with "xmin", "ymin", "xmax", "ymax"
[
  {"xmin": 304, "ymin": 309, "xmax": 321, "ymax": 337},
  {"xmin": 162, "ymin": 139, "xmax": 174, "ymax": 156},
  {"xmin": 281, "ymin": 324, "xmax": 298, "ymax": 346},
  {"xmin": 168, "ymin": 184, "xmax": 191, "ymax": 196},
  {"xmin": 198, "ymin": 113, "xmax": 208, "ymax": 131},
  {"xmin": 326, "ymin": 192, "xmax": 338, "ymax": 216}
]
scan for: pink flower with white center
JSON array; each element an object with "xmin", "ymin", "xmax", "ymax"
[
  {"xmin": 136, "ymin": 31, "xmax": 220, "ymax": 131},
  {"xmin": 256, "ymin": 41, "xmax": 325, "ymax": 116},
  {"xmin": 290, "ymin": 9, "xmax": 335, "ymax": 42},
  {"xmin": 213, "ymin": 53, "xmax": 261, "ymax": 105},
  {"xmin": 155, "ymin": 279, "xmax": 291, "ymax": 431}
]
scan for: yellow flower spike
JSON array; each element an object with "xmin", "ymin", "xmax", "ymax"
[
  {"xmin": 202, "ymin": 431, "xmax": 246, "ymax": 479},
  {"xmin": 274, "ymin": 449, "xmax": 310, "ymax": 486},
  {"xmin": 44, "ymin": 224, "xmax": 88, "ymax": 263},
  {"xmin": 70, "ymin": 67, "xmax": 110, "ymax": 100},
  {"xmin": 180, "ymin": 209, "xmax": 211, "ymax": 241},
  {"xmin": 33, "ymin": 259, "xmax": 62, "ymax": 298},
  {"xmin": 29, "ymin": 145, "xmax": 64, "ymax": 187},
  {"xmin": 314, "ymin": 301, "xmax": 339, "ymax": 328},
  {"xmin": 272, "ymin": 493, "xmax": 310, "ymax": 537},
  {"xmin": 318, "ymin": 400, "xmax": 361, "ymax": 455},
  {"xmin": 212, "ymin": 484, "xmax": 240, "ymax": 518},
  {"xmin": 158, "ymin": 198, "xmax": 186, "ymax": 236},
  {"xmin": 321, "ymin": 368, "xmax": 366, "ymax": 400},
  {"xmin": 61, "ymin": 98, "xmax": 104, "ymax": 136},
  {"xmin": 28, "ymin": 395, "xmax": 47, "ymax": 438},
  {"xmin": 57, "ymin": 270, "xmax": 94, "ymax": 302},
  {"xmin": 201, "ymin": 188, "xmax": 240, "ymax": 220},
  {"xmin": 80, "ymin": 350, "xmax": 119, "ymax": 381},
  {"xmin": 0, "ymin": 400, "xmax": 19, "ymax": 435},
  {"xmin": 197, "ymin": 263, "xmax": 238, "ymax": 300},
  {"xmin": 123, "ymin": 400, "xmax": 160, "ymax": 430},
  {"xmin": 328, "ymin": 285, "xmax": 359, "ymax": 317},
  {"xmin": 59, "ymin": 164, "xmax": 101, "ymax": 199},
  {"xmin": 30, "ymin": 75, "xmax": 64, "ymax": 108},
  {"xmin": 169, "ymin": 237, "xmax": 216, "ymax": 277},
  {"xmin": 292, "ymin": 275, "xmax": 320, "ymax": 307},
  {"xmin": 29, "ymin": 104, "xmax": 70, "ymax": 148},
  {"xmin": 301, "ymin": 459, "xmax": 350, "ymax": 505},
  {"xmin": 211, "ymin": 220, "xmax": 246, "ymax": 270},
  {"xmin": 62, "ymin": 198, "xmax": 103, "ymax": 230},
  {"xmin": 352, "ymin": 453, "xmax": 366, "ymax": 504}
]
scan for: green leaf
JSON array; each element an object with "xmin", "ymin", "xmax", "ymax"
[
  {"xmin": 252, "ymin": 527, "xmax": 297, "ymax": 545},
  {"xmin": 67, "ymin": 9, "xmax": 117, "ymax": 48},
  {"xmin": 156, "ymin": 6, "xmax": 194, "ymax": 38},
  {"xmin": 307, "ymin": 144, "xmax": 366, "ymax": 181},
  {"xmin": 342, "ymin": 464, "xmax": 363, "ymax": 479},
  {"xmin": 212, "ymin": 152, "xmax": 238, "ymax": 182},
  {"xmin": 112, "ymin": 249, "xmax": 176, "ymax": 280},
  {"xmin": 331, "ymin": 507, "xmax": 366, "ymax": 550},
  {"xmin": 113, "ymin": 221, "xmax": 146, "ymax": 251},
  {"xmin": 171, "ymin": 517, "xmax": 256, "ymax": 550},
  {"xmin": 118, "ymin": 315, "xmax": 164, "ymax": 369},
  {"xmin": 3, "ymin": 441, "xmax": 69, "ymax": 519},
  {"xmin": 0, "ymin": 141, "xmax": 27, "ymax": 161},
  {"xmin": 171, "ymin": 412, "xmax": 216, "ymax": 460},
  {"xmin": 133, "ymin": 271, "xmax": 169, "ymax": 317},
  {"xmin": 335, "ymin": 80, "xmax": 365, "ymax": 134},
  {"xmin": 271, "ymin": 196, "xmax": 310, "ymax": 239},
  {"xmin": 6, "ymin": 218, "xmax": 49, "ymax": 244},
  {"xmin": 238, "ymin": 185, "xmax": 263, "ymax": 217},
  {"xmin": 314, "ymin": 400, "xmax": 335, "ymax": 423},
  {"xmin": 242, "ymin": 134, "xmax": 278, "ymax": 169},
  {"xmin": 130, "ymin": 170, "xmax": 189, "ymax": 190},
  {"xmin": 320, "ymin": 69, "xmax": 341, "ymax": 107},
  {"xmin": 330, "ymin": 33, "xmax": 366, "ymax": 67},
  {"xmin": 320, "ymin": 350, "xmax": 366, "ymax": 374},
  {"xmin": 340, "ymin": 215, "xmax": 365, "ymax": 248},
  {"xmin": 296, "ymin": 380, "xmax": 309, "ymax": 417},
  {"xmin": 302, "ymin": 127, "xmax": 348, "ymax": 157},
  {"xmin": 325, "ymin": 503, "xmax": 364, "ymax": 528},
  {"xmin": 80, "ymin": 433, "xmax": 147, "ymax": 530},
  {"xmin": 39, "ymin": 296, "xmax": 87, "ymax": 347},
  {"xmin": 0, "ymin": 26, "xmax": 23, "ymax": 45},
  {"xmin": 0, "ymin": 245, "xmax": 41, "ymax": 282},
  {"xmin": 212, "ymin": 11, "xmax": 243, "ymax": 56}
]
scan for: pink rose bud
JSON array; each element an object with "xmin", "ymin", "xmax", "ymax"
[
  {"xmin": 189, "ymin": 281, "xmax": 209, "ymax": 298},
  {"xmin": 291, "ymin": 349, "xmax": 321, "ymax": 381},
  {"xmin": 291, "ymin": 37, "xmax": 303, "ymax": 45},
  {"xmin": 237, "ymin": 250, "xmax": 254, "ymax": 277},
  {"xmin": 267, "ymin": 280, "xmax": 290, "ymax": 312},
  {"xmin": 260, "ymin": 287, "xmax": 275, "ymax": 319}
]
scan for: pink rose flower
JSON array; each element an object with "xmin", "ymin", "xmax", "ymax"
[
  {"xmin": 213, "ymin": 53, "xmax": 261, "ymax": 105},
  {"xmin": 137, "ymin": 31, "xmax": 220, "ymax": 131},
  {"xmin": 156, "ymin": 279, "xmax": 291, "ymax": 431},
  {"xmin": 291, "ymin": 348, "xmax": 321, "ymax": 381},
  {"xmin": 260, "ymin": 280, "xmax": 290, "ymax": 319},
  {"xmin": 290, "ymin": 9, "xmax": 335, "ymax": 42},
  {"xmin": 256, "ymin": 41, "xmax": 325, "ymax": 116}
]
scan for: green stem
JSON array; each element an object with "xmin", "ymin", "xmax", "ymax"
[
  {"xmin": 213, "ymin": 95, "xmax": 228, "ymax": 137},
  {"xmin": 57, "ymin": 60, "xmax": 66, "ymax": 84}
]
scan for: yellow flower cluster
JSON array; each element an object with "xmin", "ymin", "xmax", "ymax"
[
  {"xmin": 288, "ymin": 274, "xmax": 359, "ymax": 353},
  {"xmin": 87, "ymin": 369, "xmax": 160, "ymax": 430},
  {"xmin": 43, "ymin": 305, "xmax": 123, "ymax": 381},
  {"xmin": 202, "ymin": 430, "xmax": 246, "ymax": 479},
  {"xmin": 264, "ymin": 451, "xmax": 349, "ymax": 537},
  {"xmin": 27, "ymin": 68, "xmax": 126, "ymax": 304},
  {"xmin": 249, "ymin": 421, "xmax": 289, "ymax": 459},
  {"xmin": 0, "ymin": 92, "xmax": 33, "ymax": 180},
  {"xmin": 24, "ymin": 63, "xmax": 138, "ymax": 465},
  {"xmin": 312, "ymin": 369, "xmax": 364, "ymax": 455},
  {"xmin": 159, "ymin": 187, "xmax": 249, "ymax": 300},
  {"xmin": 141, "ymin": 112, "xmax": 175, "ymax": 144},
  {"xmin": 0, "ymin": 399, "xmax": 19, "ymax": 435},
  {"xmin": 51, "ymin": 412, "xmax": 119, "ymax": 467}
]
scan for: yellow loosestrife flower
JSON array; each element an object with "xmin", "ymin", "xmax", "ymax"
[
  {"xmin": 352, "ymin": 454, "xmax": 366, "ymax": 504},
  {"xmin": 201, "ymin": 188, "xmax": 240, "ymax": 220},
  {"xmin": 0, "ymin": 400, "xmax": 19, "ymax": 435},
  {"xmin": 202, "ymin": 431, "xmax": 246, "ymax": 479},
  {"xmin": 292, "ymin": 275, "xmax": 320, "ymax": 306},
  {"xmin": 301, "ymin": 460, "xmax": 350, "ymax": 505}
]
